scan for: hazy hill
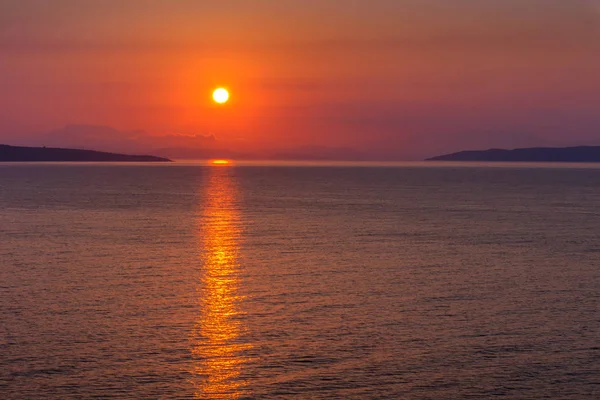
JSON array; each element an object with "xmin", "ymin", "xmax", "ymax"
[
  {"xmin": 152, "ymin": 147, "xmax": 245, "ymax": 160},
  {"xmin": 0, "ymin": 144, "xmax": 171, "ymax": 162},
  {"xmin": 263, "ymin": 145, "xmax": 367, "ymax": 161},
  {"xmin": 427, "ymin": 146, "xmax": 600, "ymax": 162},
  {"xmin": 152, "ymin": 145, "xmax": 367, "ymax": 161}
]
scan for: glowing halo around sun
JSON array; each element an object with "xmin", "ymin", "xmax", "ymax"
[{"xmin": 212, "ymin": 88, "xmax": 230, "ymax": 104}]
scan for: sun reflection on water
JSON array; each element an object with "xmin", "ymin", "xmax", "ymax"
[{"xmin": 193, "ymin": 168, "xmax": 250, "ymax": 399}]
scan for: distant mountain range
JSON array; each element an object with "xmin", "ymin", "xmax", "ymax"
[
  {"xmin": 0, "ymin": 144, "xmax": 171, "ymax": 162},
  {"xmin": 427, "ymin": 146, "xmax": 600, "ymax": 162},
  {"xmin": 6, "ymin": 143, "xmax": 600, "ymax": 164}
]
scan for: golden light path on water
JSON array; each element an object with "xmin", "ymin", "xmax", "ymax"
[{"xmin": 193, "ymin": 166, "xmax": 250, "ymax": 399}]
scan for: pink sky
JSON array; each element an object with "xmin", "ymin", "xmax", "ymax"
[{"xmin": 1, "ymin": 0, "xmax": 600, "ymax": 159}]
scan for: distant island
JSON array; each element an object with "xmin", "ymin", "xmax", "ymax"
[
  {"xmin": 427, "ymin": 146, "xmax": 600, "ymax": 162},
  {"xmin": 0, "ymin": 144, "xmax": 171, "ymax": 162}
]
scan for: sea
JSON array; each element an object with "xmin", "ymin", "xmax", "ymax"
[{"xmin": 1, "ymin": 162, "xmax": 599, "ymax": 399}]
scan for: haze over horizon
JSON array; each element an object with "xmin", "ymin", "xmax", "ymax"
[{"xmin": 2, "ymin": 0, "xmax": 600, "ymax": 159}]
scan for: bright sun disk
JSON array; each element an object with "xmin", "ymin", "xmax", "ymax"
[{"xmin": 212, "ymin": 88, "xmax": 229, "ymax": 104}]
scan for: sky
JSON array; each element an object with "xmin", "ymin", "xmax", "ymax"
[{"xmin": 1, "ymin": 0, "xmax": 600, "ymax": 159}]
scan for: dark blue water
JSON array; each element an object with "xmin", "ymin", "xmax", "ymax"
[{"xmin": 1, "ymin": 163, "xmax": 599, "ymax": 399}]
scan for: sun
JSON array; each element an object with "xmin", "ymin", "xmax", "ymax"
[{"xmin": 212, "ymin": 88, "xmax": 229, "ymax": 104}]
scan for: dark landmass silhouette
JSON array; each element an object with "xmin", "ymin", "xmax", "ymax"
[
  {"xmin": 427, "ymin": 146, "xmax": 600, "ymax": 162},
  {"xmin": 0, "ymin": 144, "xmax": 171, "ymax": 162}
]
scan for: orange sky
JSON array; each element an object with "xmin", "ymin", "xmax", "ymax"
[{"xmin": 1, "ymin": 0, "xmax": 600, "ymax": 159}]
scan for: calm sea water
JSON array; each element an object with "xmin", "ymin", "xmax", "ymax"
[{"xmin": 1, "ymin": 163, "xmax": 599, "ymax": 399}]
